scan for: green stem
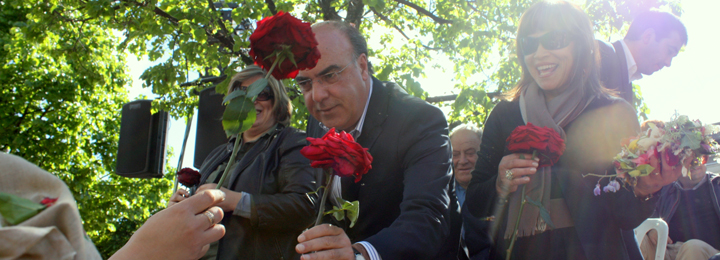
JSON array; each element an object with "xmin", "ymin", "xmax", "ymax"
[
  {"xmin": 505, "ymin": 185, "xmax": 526, "ymax": 260},
  {"xmin": 265, "ymin": 54, "xmax": 280, "ymax": 80},
  {"xmin": 505, "ymin": 151, "xmax": 537, "ymax": 260},
  {"xmin": 215, "ymin": 135, "xmax": 243, "ymax": 189},
  {"xmin": 314, "ymin": 168, "xmax": 333, "ymax": 226}
]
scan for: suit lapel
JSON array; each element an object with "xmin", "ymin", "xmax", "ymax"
[
  {"xmin": 613, "ymin": 41, "xmax": 631, "ymax": 87},
  {"xmin": 356, "ymin": 77, "xmax": 390, "ymax": 150},
  {"xmin": 613, "ymin": 40, "xmax": 633, "ymax": 101}
]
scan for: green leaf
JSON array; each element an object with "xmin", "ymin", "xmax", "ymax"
[
  {"xmin": 0, "ymin": 192, "xmax": 46, "ymax": 225},
  {"xmin": 324, "ymin": 197, "xmax": 360, "ymax": 228},
  {"xmin": 525, "ymin": 196, "xmax": 555, "ymax": 229},
  {"xmin": 246, "ymin": 78, "xmax": 268, "ymax": 98},
  {"xmin": 222, "ymin": 96, "xmax": 255, "ymax": 136},
  {"xmin": 223, "ymin": 89, "xmax": 246, "ymax": 104}
]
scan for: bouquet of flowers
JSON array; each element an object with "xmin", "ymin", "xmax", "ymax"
[{"xmin": 589, "ymin": 114, "xmax": 719, "ymax": 195}]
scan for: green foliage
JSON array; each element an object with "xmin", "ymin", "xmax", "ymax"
[{"xmin": 0, "ymin": 2, "xmax": 172, "ymax": 258}]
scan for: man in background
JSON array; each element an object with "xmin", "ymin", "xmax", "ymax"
[
  {"xmin": 599, "ymin": 10, "xmax": 688, "ymax": 103},
  {"xmin": 450, "ymin": 124, "xmax": 482, "ymax": 207}
]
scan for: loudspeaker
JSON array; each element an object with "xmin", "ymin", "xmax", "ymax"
[
  {"xmin": 194, "ymin": 87, "xmax": 229, "ymax": 168},
  {"xmin": 116, "ymin": 100, "xmax": 169, "ymax": 178}
]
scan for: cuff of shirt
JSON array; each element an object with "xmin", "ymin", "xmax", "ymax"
[
  {"xmin": 233, "ymin": 192, "xmax": 252, "ymax": 218},
  {"xmin": 356, "ymin": 241, "xmax": 381, "ymax": 260}
]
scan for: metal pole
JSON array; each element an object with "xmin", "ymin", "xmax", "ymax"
[{"xmin": 173, "ymin": 112, "xmax": 194, "ymax": 193}]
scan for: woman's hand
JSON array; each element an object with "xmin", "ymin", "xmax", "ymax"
[
  {"xmin": 495, "ymin": 153, "xmax": 539, "ymax": 196},
  {"xmin": 168, "ymin": 188, "xmax": 190, "ymax": 208},
  {"xmin": 634, "ymin": 150, "xmax": 688, "ymax": 197},
  {"xmin": 197, "ymin": 184, "xmax": 243, "ymax": 212}
]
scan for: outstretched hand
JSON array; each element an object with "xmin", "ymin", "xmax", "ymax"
[{"xmin": 110, "ymin": 189, "xmax": 227, "ymax": 260}]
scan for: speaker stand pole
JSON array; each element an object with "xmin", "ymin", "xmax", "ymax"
[{"xmin": 173, "ymin": 112, "xmax": 194, "ymax": 193}]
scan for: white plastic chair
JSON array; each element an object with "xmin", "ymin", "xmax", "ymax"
[{"xmin": 634, "ymin": 218, "xmax": 669, "ymax": 260}]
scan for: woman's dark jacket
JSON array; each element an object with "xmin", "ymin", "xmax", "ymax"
[
  {"xmin": 463, "ymin": 97, "xmax": 659, "ymax": 260},
  {"xmin": 195, "ymin": 125, "xmax": 319, "ymax": 260}
]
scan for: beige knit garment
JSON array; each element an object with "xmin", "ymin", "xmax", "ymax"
[{"xmin": 0, "ymin": 152, "xmax": 101, "ymax": 260}]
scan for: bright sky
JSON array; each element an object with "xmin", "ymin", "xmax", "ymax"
[{"xmin": 125, "ymin": 0, "xmax": 720, "ymax": 170}]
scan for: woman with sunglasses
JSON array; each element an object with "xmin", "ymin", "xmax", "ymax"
[
  {"xmin": 168, "ymin": 65, "xmax": 319, "ymax": 260},
  {"xmin": 462, "ymin": 1, "xmax": 676, "ymax": 259}
]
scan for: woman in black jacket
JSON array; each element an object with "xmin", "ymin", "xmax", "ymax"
[
  {"xmin": 462, "ymin": 1, "xmax": 683, "ymax": 259},
  {"xmin": 169, "ymin": 65, "xmax": 319, "ymax": 260}
]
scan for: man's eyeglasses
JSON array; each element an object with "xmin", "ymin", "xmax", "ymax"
[
  {"xmin": 520, "ymin": 30, "xmax": 574, "ymax": 56},
  {"xmin": 230, "ymin": 84, "xmax": 274, "ymax": 101},
  {"xmin": 295, "ymin": 62, "xmax": 352, "ymax": 91}
]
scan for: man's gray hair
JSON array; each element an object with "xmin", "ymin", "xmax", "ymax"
[
  {"xmin": 450, "ymin": 124, "xmax": 483, "ymax": 141},
  {"xmin": 312, "ymin": 20, "xmax": 374, "ymax": 75}
]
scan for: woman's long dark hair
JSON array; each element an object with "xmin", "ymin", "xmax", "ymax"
[{"xmin": 504, "ymin": 0, "xmax": 614, "ymax": 101}]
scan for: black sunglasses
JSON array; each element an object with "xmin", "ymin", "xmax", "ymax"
[
  {"xmin": 520, "ymin": 31, "xmax": 574, "ymax": 56},
  {"xmin": 231, "ymin": 82, "xmax": 274, "ymax": 101},
  {"xmin": 255, "ymin": 86, "xmax": 274, "ymax": 101}
]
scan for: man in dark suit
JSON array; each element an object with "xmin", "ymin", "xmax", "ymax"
[
  {"xmin": 599, "ymin": 10, "xmax": 688, "ymax": 103},
  {"xmin": 293, "ymin": 21, "xmax": 460, "ymax": 260}
]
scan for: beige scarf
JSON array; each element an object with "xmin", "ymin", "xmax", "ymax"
[
  {"xmin": 504, "ymin": 82, "xmax": 593, "ymax": 239},
  {"xmin": 0, "ymin": 152, "xmax": 101, "ymax": 259}
]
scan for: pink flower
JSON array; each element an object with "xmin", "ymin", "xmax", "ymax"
[
  {"xmin": 631, "ymin": 147, "xmax": 658, "ymax": 166},
  {"xmin": 594, "ymin": 184, "xmax": 601, "ymax": 196}
]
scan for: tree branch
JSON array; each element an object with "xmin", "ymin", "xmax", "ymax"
[
  {"xmin": 371, "ymin": 7, "xmax": 410, "ymax": 40},
  {"xmin": 265, "ymin": 0, "xmax": 277, "ymax": 15},
  {"xmin": 345, "ymin": 0, "xmax": 365, "ymax": 26},
  {"xmin": 424, "ymin": 92, "xmax": 501, "ymax": 103},
  {"xmin": 394, "ymin": 0, "xmax": 453, "ymax": 24},
  {"xmin": 319, "ymin": 0, "xmax": 342, "ymax": 21}
]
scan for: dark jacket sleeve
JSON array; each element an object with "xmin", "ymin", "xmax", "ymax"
[
  {"xmin": 465, "ymin": 101, "xmax": 513, "ymax": 218},
  {"xmin": 249, "ymin": 130, "xmax": 319, "ymax": 231},
  {"xmin": 365, "ymin": 100, "xmax": 454, "ymax": 259}
]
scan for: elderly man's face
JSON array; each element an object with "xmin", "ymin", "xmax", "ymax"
[
  {"xmin": 296, "ymin": 25, "xmax": 370, "ymax": 132},
  {"xmin": 451, "ymin": 130, "xmax": 481, "ymax": 189}
]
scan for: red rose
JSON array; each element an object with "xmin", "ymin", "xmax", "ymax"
[
  {"xmin": 40, "ymin": 197, "xmax": 58, "ymax": 207},
  {"xmin": 249, "ymin": 11, "xmax": 321, "ymax": 79},
  {"xmin": 506, "ymin": 123, "xmax": 565, "ymax": 167},
  {"xmin": 301, "ymin": 128, "xmax": 373, "ymax": 182},
  {"xmin": 177, "ymin": 168, "xmax": 201, "ymax": 187}
]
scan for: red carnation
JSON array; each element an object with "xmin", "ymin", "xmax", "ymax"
[
  {"xmin": 177, "ymin": 168, "xmax": 201, "ymax": 187},
  {"xmin": 40, "ymin": 197, "xmax": 58, "ymax": 207},
  {"xmin": 249, "ymin": 11, "xmax": 321, "ymax": 79},
  {"xmin": 506, "ymin": 123, "xmax": 565, "ymax": 167},
  {"xmin": 301, "ymin": 128, "xmax": 373, "ymax": 182}
]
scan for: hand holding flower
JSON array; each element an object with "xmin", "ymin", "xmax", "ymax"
[
  {"xmin": 295, "ymin": 224, "xmax": 354, "ymax": 260},
  {"xmin": 634, "ymin": 150, "xmax": 691, "ymax": 197},
  {"xmin": 495, "ymin": 153, "xmax": 538, "ymax": 196}
]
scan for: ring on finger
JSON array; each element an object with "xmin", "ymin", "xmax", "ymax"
[
  {"xmin": 505, "ymin": 170, "xmax": 514, "ymax": 181},
  {"xmin": 203, "ymin": 211, "xmax": 215, "ymax": 226}
]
